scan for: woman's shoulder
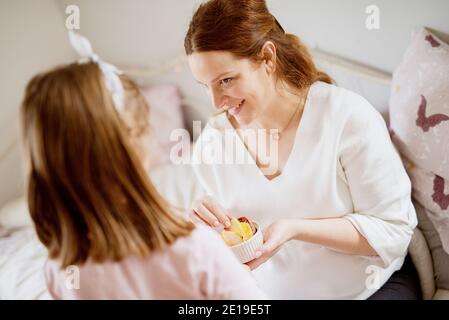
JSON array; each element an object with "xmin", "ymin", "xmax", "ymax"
[
  {"xmin": 311, "ymin": 81, "xmax": 376, "ymax": 113},
  {"xmin": 311, "ymin": 81, "xmax": 383, "ymax": 127}
]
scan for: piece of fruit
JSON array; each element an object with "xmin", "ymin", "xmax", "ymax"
[
  {"xmin": 239, "ymin": 222, "xmax": 253, "ymax": 241},
  {"xmin": 220, "ymin": 215, "xmax": 258, "ymax": 247},
  {"xmin": 238, "ymin": 216, "xmax": 257, "ymax": 234},
  {"xmin": 228, "ymin": 216, "xmax": 245, "ymax": 237},
  {"xmin": 221, "ymin": 230, "xmax": 243, "ymax": 246}
]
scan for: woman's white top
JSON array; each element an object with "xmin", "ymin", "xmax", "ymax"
[{"xmin": 191, "ymin": 81, "xmax": 417, "ymax": 299}]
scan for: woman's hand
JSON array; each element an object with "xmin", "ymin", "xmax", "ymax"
[
  {"xmin": 189, "ymin": 195, "xmax": 231, "ymax": 228},
  {"xmin": 246, "ymin": 219, "xmax": 294, "ymax": 270}
]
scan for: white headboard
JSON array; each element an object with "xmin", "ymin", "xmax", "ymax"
[
  {"xmin": 119, "ymin": 46, "xmax": 393, "ymax": 121},
  {"xmin": 0, "ymin": 47, "xmax": 392, "ymax": 165}
]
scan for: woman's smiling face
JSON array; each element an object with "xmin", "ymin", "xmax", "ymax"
[{"xmin": 188, "ymin": 50, "xmax": 275, "ymax": 126}]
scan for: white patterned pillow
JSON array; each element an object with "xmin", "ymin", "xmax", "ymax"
[{"xmin": 389, "ymin": 27, "xmax": 449, "ymax": 255}]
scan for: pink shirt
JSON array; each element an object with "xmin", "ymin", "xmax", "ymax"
[{"xmin": 45, "ymin": 225, "xmax": 267, "ymax": 300}]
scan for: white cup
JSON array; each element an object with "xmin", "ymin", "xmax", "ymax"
[{"xmin": 229, "ymin": 222, "xmax": 263, "ymax": 263}]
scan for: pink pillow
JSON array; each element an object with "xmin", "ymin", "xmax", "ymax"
[
  {"xmin": 141, "ymin": 84, "xmax": 186, "ymax": 166},
  {"xmin": 389, "ymin": 27, "xmax": 449, "ymax": 253}
]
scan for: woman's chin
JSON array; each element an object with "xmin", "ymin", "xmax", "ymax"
[{"xmin": 230, "ymin": 107, "xmax": 253, "ymax": 126}]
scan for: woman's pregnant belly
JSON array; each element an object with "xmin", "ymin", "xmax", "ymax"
[{"xmin": 251, "ymin": 240, "xmax": 397, "ymax": 299}]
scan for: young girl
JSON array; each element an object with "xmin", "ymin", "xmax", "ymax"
[{"xmin": 20, "ymin": 61, "xmax": 266, "ymax": 299}]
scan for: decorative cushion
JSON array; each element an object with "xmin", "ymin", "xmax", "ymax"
[
  {"xmin": 141, "ymin": 84, "xmax": 186, "ymax": 167},
  {"xmin": 389, "ymin": 27, "xmax": 449, "ymax": 253},
  {"xmin": 388, "ymin": 27, "xmax": 449, "ymax": 292}
]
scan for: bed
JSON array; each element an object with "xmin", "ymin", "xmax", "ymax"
[
  {"xmin": 1, "ymin": 30, "xmax": 448, "ymax": 299},
  {"xmin": 0, "ymin": 226, "xmax": 50, "ymax": 299},
  {"xmin": 0, "ymin": 162, "xmax": 203, "ymax": 300}
]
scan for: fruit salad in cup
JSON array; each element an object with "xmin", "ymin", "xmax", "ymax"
[{"xmin": 220, "ymin": 216, "xmax": 263, "ymax": 263}]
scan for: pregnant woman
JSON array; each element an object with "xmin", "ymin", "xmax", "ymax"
[{"xmin": 185, "ymin": 0, "xmax": 419, "ymax": 299}]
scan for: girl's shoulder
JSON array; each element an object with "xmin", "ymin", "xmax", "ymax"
[
  {"xmin": 44, "ymin": 225, "xmax": 225, "ymax": 273},
  {"xmin": 169, "ymin": 224, "xmax": 226, "ymax": 256}
]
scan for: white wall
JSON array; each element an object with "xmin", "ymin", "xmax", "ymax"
[
  {"xmin": 270, "ymin": 0, "xmax": 449, "ymax": 117},
  {"xmin": 57, "ymin": 0, "xmax": 449, "ymax": 117},
  {"xmin": 1, "ymin": 0, "xmax": 449, "ymax": 207},
  {"xmin": 272, "ymin": 0, "xmax": 449, "ymax": 72},
  {"xmin": 0, "ymin": 0, "xmax": 75, "ymax": 207}
]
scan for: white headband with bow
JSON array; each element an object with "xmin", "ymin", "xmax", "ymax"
[{"xmin": 68, "ymin": 31, "xmax": 125, "ymax": 112}]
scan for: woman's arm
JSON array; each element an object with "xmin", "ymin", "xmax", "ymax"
[
  {"xmin": 246, "ymin": 217, "xmax": 378, "ymax": 270},
  {"xmin": 288, "ymin": 217, "xmax": 378, "ymax": 256}
]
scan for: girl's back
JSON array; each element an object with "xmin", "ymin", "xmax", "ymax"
[{"xmin": 46, "ymin": 225, "xmax": 265, "ymax": 299}]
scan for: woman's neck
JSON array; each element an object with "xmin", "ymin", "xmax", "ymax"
[{"xmin": 251, "ymin": 83, "xmax": 309, "ymax": 133}]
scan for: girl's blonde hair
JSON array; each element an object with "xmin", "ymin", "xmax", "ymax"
[{"xmin": 21, "ymin": 62, "xmax": 194, "ymax": 268}]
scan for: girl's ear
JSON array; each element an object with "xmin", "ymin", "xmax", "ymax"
[{"xmin": 260, "ymin": 41, "xmax": 277, "ymax": 74}]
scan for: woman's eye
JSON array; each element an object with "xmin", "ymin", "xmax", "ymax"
[{"xmin": 219, "ymin": 78, "xmax": 233, "ymax": 87}]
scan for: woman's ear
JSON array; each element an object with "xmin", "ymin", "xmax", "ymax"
[{"xmin": 261, "ymin": 41, "xmax": 277, "ymax": 74}]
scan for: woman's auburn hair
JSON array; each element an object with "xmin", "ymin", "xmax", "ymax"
[
  {"xmin": 21, "ymin": 62, "xmax": 194, "ymax": 268},
  {"xmin": 184, "ymin": 0, "xmax": 333, "ymax": 89}
]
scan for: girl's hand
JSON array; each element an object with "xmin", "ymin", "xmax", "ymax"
[
  {"xmin": 189, "ymin": 195, "xmax": 231, "ymax": 228},
  {"xmin": 246, "ymin": 219, "xmax": 294, "ymax": 270}
]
